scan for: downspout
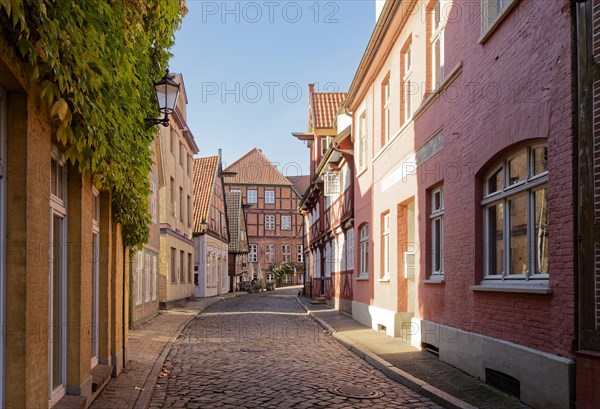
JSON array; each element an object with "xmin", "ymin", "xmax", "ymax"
[{"xmin": 123, "ymin": 243, "xmax": 127, "ymax": 369}]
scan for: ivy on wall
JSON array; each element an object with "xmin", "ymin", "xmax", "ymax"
[{"xmin": 0, "ymin": 0, "xmax": 187, "ymax": 247}]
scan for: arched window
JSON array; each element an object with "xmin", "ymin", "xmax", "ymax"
[{"xmin": 482, "ymin": 144, "xmax": 548, "ymax": 281}]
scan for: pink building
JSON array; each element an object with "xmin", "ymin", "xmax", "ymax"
[{"xmin": 342, "ymin": 1, "xmax": 575, "ymax": 407}]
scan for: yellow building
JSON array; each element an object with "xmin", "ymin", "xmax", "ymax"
[
  {"xmin": 157, "ymin": 73, "xmax": 199, "ymax": 308},
  {"xmin": 0, "ymin": 29, "xmax": 127, "ymax": 409}
]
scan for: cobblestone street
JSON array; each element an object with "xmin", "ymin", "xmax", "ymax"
[{"xmin": 150, "ymin": 288, "xmax": 441, "ymax": 408}]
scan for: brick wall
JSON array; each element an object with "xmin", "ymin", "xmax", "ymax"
[{"xmin": 415, "ymin": 0, "xmax": 575, "ymax": 358}]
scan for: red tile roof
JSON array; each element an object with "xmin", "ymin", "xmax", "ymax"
[
  {"xmin": 223, "ymin": 148, "xmax": 292, "ymax": 186},
  {"xmin": 288, "ymin": 175, "xmax": 311, "ymax": 197},
  {"xmin": 193, "ymin": 156, "xmax": 220, "ymax": 233},
  {"xmin": 311, "ymin": 92, "xmax": 347, "ymax": 129}
]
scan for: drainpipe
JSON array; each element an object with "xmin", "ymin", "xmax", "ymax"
[{"xmin": 123, "ymin": 243, "xmax": 127, "ymax": 369}]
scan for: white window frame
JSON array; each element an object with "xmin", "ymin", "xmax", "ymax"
[
  {"xmin": 282, "ymin": 244, "xmax": 291, "ymax": 262},
  {"xmin": 346, "ymin": 229, "xmax": 354, "ymax": 271},
  {"xmin": 430, "ymin": 187, "xmax": 444, "ymax": 277},
  {"xmin": 0, "ymin": 87, "xmax": 5, "ymax": 406},
  {"xmin": 403, "ymin": 44, "xmax": 413, "ymax": 123},
  {"xmin": 150, "ymin": 180, "xmax": 157, "ymax": 223},
  {"xmin": 265, "ymin": 190, "xmax": 275, "ymax": 204},
  {"xmin": 266, "ymin": 273, "xmax": 274, "ymax": 284},
  {"xmin": 359, "ymin": 225, "xmax": 369, "ymax": 279},
  {"xmin": 266, "ymin": 244, "xmax": 275, "ymax": 263},
  {"xmin": 145, "ymin": 253, "xmax": 151, "ymax": 303},
  {"xmin": 383, "ymin": 78, "xmax": 391, "ymax": 143},
  {"xmin": 358, "ymin": 111, "xmax": 367, "ymax": 171},
  {"xmin": 430, "ymin": 0, "xmax": 446, "ymax": 90},
  {"xmin": 249, "ymin": 244, "xmax": 258, "ymax": 263},
  {"xmin": 135, "ymin": 251, "xmax": 143, "ymax": 305},
  {"xmin": 481, "ymin": 0, "xmax": 515, "ymax": 36},
  {"xmin": 152, "ymin": 255, "xmax": 157, "ymax": 300},
  {"xmin": 297, "ymin": 245, "xmax": 304, "ymax": 263},
  {"xmin": 298, "ymin": 274, "xmax": 304, "ymax": 284},
  {"xmin": 247, "ymin": 189, "xmax": 257, "ymax": 204},
  {"xmin": 382, "ymin": 213, "xmax": 390, "ymax": 279},
  {"xmin": 324, "ymin": 172, "xmax": 341, "ymax": 196},
  {"xmin": 321, "ymin": 136, "xmax": 332, "ymax": 156},
  {"xmin": 91, "ymin": 189, "xmax": 100, "ymax": 368},
  {"xmin": 49, "ymin": 148, "xmax": 68, "ymax": 405},
  {"xmin": 281, "ymin": 215, "xmax": 292, "ymax": 231},
  {"xmin": 265, "ymin": 215, "xmax": 275, "ymax": 230},
  {"xmin": 283, "ymin": 274, "xmax": 291, "ymax": 284},
  {"xmin": 482, "ymin": 145, "xmax": 549, "ymax": 282}
]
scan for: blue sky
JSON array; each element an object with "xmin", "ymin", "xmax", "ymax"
[{"xmin": 169, "ymin": 0, "xmax": 375, "ymax": 176}]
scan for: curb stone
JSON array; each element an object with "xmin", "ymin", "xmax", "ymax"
[{"xmin": 295, "ymin": 297, "xmax": 477, "ymax": 409}]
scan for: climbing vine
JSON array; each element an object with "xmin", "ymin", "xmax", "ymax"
[{"xmin": 0, "ymin": 0, "xmax": 187, "ymax": 247}]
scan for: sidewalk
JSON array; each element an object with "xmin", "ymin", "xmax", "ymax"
[
  {"xmin": 296, "ymin": 296, "xmax": 530, "ymax": 409},
  {"xmin": 91, "ymin": 293, "xmax": 246, "ymax": 409}
]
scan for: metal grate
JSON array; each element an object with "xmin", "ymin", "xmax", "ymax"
[
  {"xmin": 485, "ymin": 368, "xmax": 521, "ymax": 399},
  {"xmin": 422, "ymin": 343, "xmax": 439, "ymax": 356}
]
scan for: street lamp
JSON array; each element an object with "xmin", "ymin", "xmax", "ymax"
[{"xmin": 145, "ymin": 69, "xmax": 180, "ymax": 129}]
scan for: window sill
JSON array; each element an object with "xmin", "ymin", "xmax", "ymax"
[
  {"xmin": 471, "ymin": 283, "xmax": 552, "ymax": 294},
  {"xmin": 356, "ymin": 167, "xmax": 368, "ymax": 178},
  {"xmin": 356, "ymin": 275, "xmax": 369, "ymax": 281},
  {"xmin": 424, "ymin": 278, "xmax": 445, "ymax": 284},
  {"xmin": 378, "ymin": 277, "xmax": 390, "ymax": 283},
  {"xmin": 413, "ymin": 61, "xmax": 463, "ymax": 122}
]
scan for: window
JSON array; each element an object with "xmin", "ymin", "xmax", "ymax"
[
  {"xmin": 187, "ymin": 195, "xmax": 192, "ymax": 227},
  {"xmin": 321, "ymin": 136, "xmax": 332, "ymax": 156},
  {"xmin": 144, "ymin": 253, "xmax": 151, "ymax": 303},
  {"xmin": 152, "ymin": 255, "xmax": 157, "ymax": 300},
  {"xmin": 324, "ymin": 172, "xmax": 341, "ymax": 196},
  {"xmin": 249, "ymin": 244, "xmax": 258, "ymax": 263},
  {"xmin": 429, "ymin": 0, "xmax": 446, "ymax": 91},
  {"xmin": 49, "ymin": 151, "xmax": 68, "ymax": 400},
  {"xmin": 283, "ymin": 274, "xmax": 291, "ymax": 284},
  {"xmin": 265, "ymin": 244, "xmax": 275, "ymax": 263},
  {"xmin": 358, "ymin": 111, "xmax": 367, "ymax": 171},
  {"xmin": 247, "ymin": 189, "xmax": 257, "ymax": 204},
  {"xmin": 179, "ymin": 142, "xmax": 184, "ymax": 166},
  {"xmin": 150, "ymin": 181, "xmax": 158, "ymax": 223},
  {"xmin": 482, "ymin": 145, "xmax": 548, "ymax": 281},
  {"xmin": 265, "ymin": 190, "xmax": 275, "ymax": 204},
  {"xmin": 266, "ymin": 273, "xmax": 274, "ymax": 283},
  {"xmin": 298, "ymin": 274, "xmax": 304, "ymax": 284},
  {"xmin": 402, "ymin": 43, "xmax": 413, "ymax": 123},
  {"xmin": 282, "ymin": 245, "xmax": 291, "ymax": 262},
  {"xmin": 382, "ymin": 213, "xmax": 390, "ymax": 279},
  {"xmin": 482, "ymin": 0, "xmax": 514, "ymax": 35},
  {"xmin": 188, "ymin": 253, "xmax": 193, "ymax": 283},
  {"xmin": 188, "ymin": 155, "xmax": 193, "ymax": 176},
  {"xmin": 170, "ymin": 127, "xmax": 174, "ymax": 153},
  {"xmin": 265, "ymin": 215, "xmax": 275, "ymax": 230},
  {"xmin": 297, "ymin": 245, "xmax": 304, "ymax": 263},
  {"xmin": 135, "ymin": 251, "xmax": 143, "ymax": 305},
  {"xmin": 429, "ymin": 187, "xmax": 444, "ymax": 277},
  {"xmin": 170, "ymin": 177, "xmax": 175, "ymax": 217},
  {"xmin": 346, "ymin": 229, "xmax": 354, "ymax": 270},
  {"xmin": 170, "ymin": 247, "xmax": 177, "ymax": 283},
  {"xmin": 382, "ymin": 77, "xmax": 391, "ymax": 144},
  {"xmin": 281, "ymin": 215, "xmax": 292, "ymax": 230},
  {"xmin": 179, "ymin": 250, "xmax": 185, "ymax": 283},
  {"xmin": 179, "ymin": 187, "xmax": 184, "ymax": 222},
  {"xmin": 359, "ymin": 225, "xmax": 369, "ymax": 278}
]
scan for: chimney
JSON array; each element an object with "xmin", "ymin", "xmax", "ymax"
[
  {"xmin": 218, "ymin": 148, "xmax": 222, "ymax": 158},
  {"xmin": 308, "ymin": 84, "xmax": 315, "ymax": 94}
]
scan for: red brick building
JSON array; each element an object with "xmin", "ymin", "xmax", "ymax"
[
  {"xmin": 223, "ymin": 148, "xmax": 305, "ymax": 286},
  {"xmin": 294, "ymin": 87, "xmax": 354, "ymax": 311}
]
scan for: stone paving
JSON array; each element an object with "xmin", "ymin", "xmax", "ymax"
[
  {"xmin": 150, "ymin": 288, "xmax": 441, "ymax": 408},
  {"xmin": 91, "ymin": 295, "xmax": 242, "ymax": 409}
]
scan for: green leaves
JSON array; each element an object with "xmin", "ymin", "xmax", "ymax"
[{"xmin": 0, "ymin": 0, "xmax": 186, "ymax": 247}]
